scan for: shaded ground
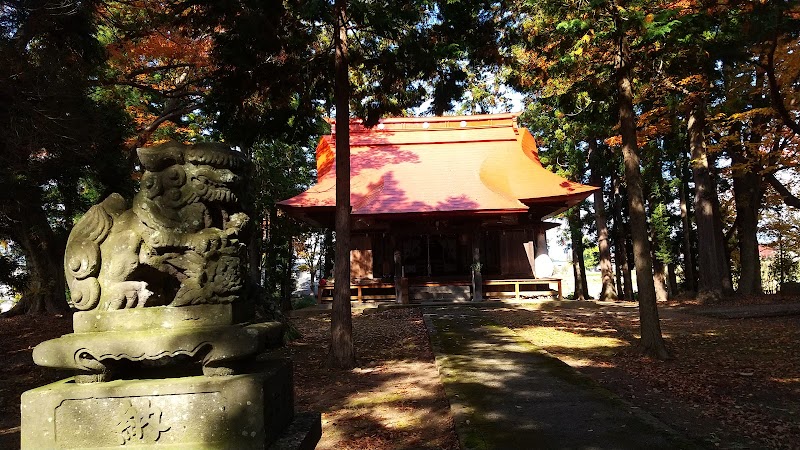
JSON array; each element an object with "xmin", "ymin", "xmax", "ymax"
[{"xmin": 1, "ymin": 298, "xmax": 798, "ymax": 449}]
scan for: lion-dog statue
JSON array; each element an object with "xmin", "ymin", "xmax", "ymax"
[{"xmin": 64, "ymin": 142, "xmax": 250, "ymax": 311}]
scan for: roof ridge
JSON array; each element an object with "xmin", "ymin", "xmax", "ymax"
[{"xmin": 329, "ymin": 113, "xmax": 521, "ymax": 133}]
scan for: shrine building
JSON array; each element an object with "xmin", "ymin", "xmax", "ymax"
[{"xmin": 278, "ymin": 113, "xmax": 597, "ymax": 302}]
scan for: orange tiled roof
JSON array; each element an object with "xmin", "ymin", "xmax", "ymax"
[{"xmin": 278, "ymin": 113, "xmax": 597, "ymax": 218}]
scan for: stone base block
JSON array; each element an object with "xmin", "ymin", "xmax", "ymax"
[
  {"xmin": 32, "ymin": 321, "xmax": 284, "ymax": 379},
  {"xmin": 269, "ymin": 411, "xmax": 322, "ymax": 450},
  {"xmin": 21, "ymin": 360, "xmax": 294, "ymax": 449}
]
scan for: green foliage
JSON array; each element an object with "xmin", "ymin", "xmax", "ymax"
[
  {"xmin": 583, "ymin": 244, "xmax": 599, "ymax": 269},
  {"xmin": 249, "ymin": 133, "xmax": 319, "ymax": 308},
  {"xmin": 770, "ymin": 251, "xmax": 799, "ymax": 285},
  {"xmin": 650, "ymin": 203, "xmax": 672, "ymax": 265},
  {"xmin": 292, "ymin": 295, "xmax": 318, "ymax": 311},
  {"xmin": 0, "ymin": 1, "xmax": 132, "ymax": 310}
]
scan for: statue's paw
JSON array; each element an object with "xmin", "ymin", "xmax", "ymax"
[
  {"xmin": 103, "ymin": 281, "xmax": 152, "ymax": 309},
  {"xmin": 69, "ymin": 277, "xmax": 100, "ymax": 311}
]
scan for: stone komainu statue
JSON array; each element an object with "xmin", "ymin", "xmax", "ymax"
[
  {"xmin": 65, "ymin": 142, "xmax": 250, "ymax": 311},
  {"xmin": 24, "ymin": 141, "xmax": 320, "ymax": 450}
]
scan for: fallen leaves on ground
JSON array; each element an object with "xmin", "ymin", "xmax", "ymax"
[
  {"xmin": 0, "ymin": 313, "xmax": 73, "ymax": 449},
  {"xmin": 486, "ymin": 299, "xmax": 800, "ymax": 449},
  {"xmin": 283, "ymin": 308, "xmax": 459, "ymax": 450},
  {"xmin": 4, "ymin": 299, "xmax": 797, "ymax": 450},
  {"xmin": 0, "ymin": 308, "xmax": 457, "ymax": 450}
]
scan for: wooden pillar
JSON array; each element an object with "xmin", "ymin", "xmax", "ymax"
[
  {"xmin": 472, "ymin": 227, "xmax": 483, "ymax": 301},
  {"xmin": 534, "ymin": 226, "xmax": 549, "ymax": 257},
  {"xmin": 426, "ymin": 234, "xmax": 432, "ymax": 277},
  {"xmin": 394, "ymin": 249, "xmax": 405, "ymax": 304}
]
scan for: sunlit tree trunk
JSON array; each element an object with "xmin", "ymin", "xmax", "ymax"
[
  {"xmin": 688, "ymin": 96, "xmax": 730, "ymax": 302},
  {"xmin": 678, "ymin": 165, "xmax": 697, "ymax": 293},
  {"xmin": 612, "ymin": 171, "xmax": 634, "ymax": 301},
  {"xmin": 649, "ymin": 203, "xmax": 669, "ymax": 303},
  {"xmin": 328, "ymin": 0, "xmax": 356, "ymax": 368},
  {"xmin": 568, "ymin": 208, "xmax": 589, "ymax": 300},
  {"xmin": 613, "ymin": 23, "xmax": 668, "ymax": 359},
  {"xmin": 589, "ymin": 139, "xmax": 617, "ymax": 301}
]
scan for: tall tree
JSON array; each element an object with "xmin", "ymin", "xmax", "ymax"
[
  {"xmin": 329, "ymin": 0, "xmax": 356, "ymax": 368},
  {"xmin": 612, "ymin": 2, "xmax": 667, "ymax": 358},
  {"xmin": 567, "ymin": 207, "xmax": 590, "ymax": 300},
  {"xmin": 612, "ymin": 171, "xmax": 635, "ymax": 301},
  {"xmin": 508, "ymin": 0, "xmax": 669, "ymax": 357},
  {"xmin": 1, "ymin": 0, "xmax": 130, "ymax": 315},
  {"xmin": 588, "ymin": 138, "xmax": 618, "ymax": 301}
]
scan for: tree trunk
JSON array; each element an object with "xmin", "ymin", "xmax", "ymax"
[
  {"xmin": 471, "ymin": 228, "xmax": 483, "ymax": 301},
  {"xmin": 327, "ymin": 0, "xmax": 356, "ymax": 369},
  {"xmin": 568, "ymin": 209, "xmax": 589, "ymax": 300},
  {"xmin": 264, "ymin": 207, "xmax": 278, "ymax": 294},
  {"xmin": 667, "ymin": 263, "xmax": 679, "ymax": 295},
  {"xmin": 688, "ymin": 96, "xmax": 729, "ymax": 302},
  {"xmin": 322, "ymin": 229, "xmax": 334, "ymax": 279},
  {"xmin": 280, "ymin": 238, "xmax": 294, "ymax": 311},
  {"xmin": 652, "ymin": 259, "xmax": 669, "ymax": 303},
  {"xmin": 4, "ymin": 199, "xmax": 70, "ymax": 316},
  {"xmin": 709, "ymin": 157, "xmax": 734, "ymax": 294},
  {"xmin": 731, "ymin": 150, "xmax": 762, "ymax": 294},
  {"xmin": 678, "ymin": 169, "xmax": 697, "ymax": 292},
  {"xmin": 645, "ymin": 185, "xmax": 668, "ymax": 303},
  {"xmin": 612, "ymin": 171, "xmax": 634, "ymax": 301},
  {"xmin": 614, "ymin": 29, "xmax": 668, "ymax": 359},
  {"xmin": 589, "ymin": 140, "xmax": 618, "ymax": 301},
  {"xmin": 614, "ymin": 251, "xmax": 624, "ymax": 299}
]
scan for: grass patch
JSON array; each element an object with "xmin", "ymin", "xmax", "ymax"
[{"xmin": 291, "ymin": 294, "xmax": 317, "ymax": 310}]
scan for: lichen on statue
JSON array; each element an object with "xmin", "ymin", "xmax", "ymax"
[{"xmin": 64, "ymin": 141, "xmax": 250, "ymax": 311}]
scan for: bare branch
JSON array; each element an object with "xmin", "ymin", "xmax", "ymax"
[
  {"xmin": 764, "ymin": 172, "xmax": 800, "ymax": 208},
  {"xmin": 759, "ymin": 34, "xmax": 800, "ymax": 136}
]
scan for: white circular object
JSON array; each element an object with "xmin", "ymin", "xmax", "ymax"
[{"xmin": 534, "ymin": 254, "xmax": 554, "ymax": 278}]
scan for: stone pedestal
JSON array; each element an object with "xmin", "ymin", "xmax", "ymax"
[
  {"xmin": 22, "ymin": 142, "xmax": 320, "ymax": 449},
  {"xmin": 21, "ymin": 359, "xmax": 319, "ymax": 449}
]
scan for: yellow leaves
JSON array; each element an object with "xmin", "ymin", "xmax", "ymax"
[
  {"xmin": 644, "ymin": 13, "xmax": 654, "ymax": 24},
  {"xmin": 678, "ymin": 74, "xmax": 705, "ymax": 88},
  {"xmin": 726, "ymin": 108, "xmax": 774, "ymax": 122},
  {"xmin": 604, "ymin": 135, "xmax": 623, "ymax": 147}
]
